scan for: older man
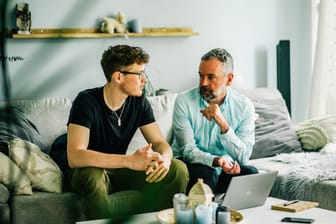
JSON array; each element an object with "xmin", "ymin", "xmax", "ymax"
[{"xmin": 172, "ymin": 48, "xmax": 258, "ymax": 193}]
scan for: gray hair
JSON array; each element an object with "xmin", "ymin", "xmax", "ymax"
[{"xmin": 201, "ymin": 48, "xmax": 233, "ymax": 75}]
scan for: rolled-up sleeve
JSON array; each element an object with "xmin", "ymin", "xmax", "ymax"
[{"xmin": 217, "ymin": 99, "xmax": 255, "ymax": 164}]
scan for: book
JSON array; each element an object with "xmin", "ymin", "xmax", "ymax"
[{"xmin": 271, "ymin": 200, "xmax": 319, "ymax": 212}]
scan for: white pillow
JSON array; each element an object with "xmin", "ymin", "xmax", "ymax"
[
  {"xmin": 127, "ymin": 93, "xmax": 177, "ymax": 154},
  {"xmin": 8, "ymin": 138, "xmax": 63, "ymax": 193},
  {"xmin": 0, "ymin": 152, "xmax": 32, "ymax": 195}
]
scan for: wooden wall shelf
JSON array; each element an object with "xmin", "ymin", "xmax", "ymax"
[{"xmin": 7, "ymin": 27, "xmax": 199, "ymax": 39}]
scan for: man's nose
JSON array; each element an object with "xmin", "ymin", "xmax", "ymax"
[
  {"xmin": 142, "ymin": 74, "xmax": 147, "ymax": 82},
  {"xmin": 200, "ymin": 77, "xmax": 209, "ymax": 86}
]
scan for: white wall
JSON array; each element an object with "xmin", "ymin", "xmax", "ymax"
[{"xmin": 3, "ymin": 0, "xmax": 311, "ymax": 122}]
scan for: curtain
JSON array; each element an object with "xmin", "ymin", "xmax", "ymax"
[{"xmin": 309, "ymin": 0, "xmax": 336, "ymax": 118}]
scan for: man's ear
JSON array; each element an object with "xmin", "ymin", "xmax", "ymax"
[
  {"xmin": 112, "ymin": 71, "xmax": 122, "ymax": 83},
  {"xmin": 226, "ymin": 73, "xmax": 234, "ymax": 86}
]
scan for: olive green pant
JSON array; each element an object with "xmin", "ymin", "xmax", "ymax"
[{"xmin": 67, "ymin": 159, "xmax": 189, "ymax": 220}]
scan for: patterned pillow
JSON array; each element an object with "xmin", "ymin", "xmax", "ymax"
[
  {"xmin": 8, "ymin": 138, "xmax": 63, "ymax": 193},
  {"xmin": 295, "ymin": 115, "xmax": 336, "ymax": 151},
  {"xmin": 0, "ymin": 152, "xmax": 32, "ymax": 195}
]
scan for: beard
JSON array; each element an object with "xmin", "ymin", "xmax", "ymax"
[{"xmin": 199, "ymin": 86, "xmax": 216, "ymax": 102}]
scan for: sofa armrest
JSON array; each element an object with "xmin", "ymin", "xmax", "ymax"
[{"xmin": 0, "ymin": 183, "xmax": 9, "ymax": 203}]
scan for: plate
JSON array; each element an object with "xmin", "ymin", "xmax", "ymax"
[
  {"xmin": 156, "ymin": 208, "xmax": 175, "ymax": 224},
  {"xmin": 156, "ymin": 208, "xmax": 243, "ymax": 224}
]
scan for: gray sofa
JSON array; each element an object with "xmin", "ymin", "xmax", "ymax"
[
  {"xmin": 0, "ymin": 88, "xmax": 335, "ymax": 224},
  {"xmin": 0, "ymin": 98, "xmax": 145, "ymax": 224}
]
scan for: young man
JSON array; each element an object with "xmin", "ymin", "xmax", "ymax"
[
  {"xmin": 172, "ymin": 48, "xmax": 258, "ymax": 194},
  {"xmin": 65, "ymin": 45, "xmax": 188, "ymax": 220}
]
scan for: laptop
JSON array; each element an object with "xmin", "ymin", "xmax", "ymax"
[{"xmin": 218, "ymin": 171, "xmax": 278, "ymax": 210}]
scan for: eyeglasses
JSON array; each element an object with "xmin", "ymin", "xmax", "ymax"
[{"xmin": 118, "ymin": 70, "xmax": 146, "ymax": 80}]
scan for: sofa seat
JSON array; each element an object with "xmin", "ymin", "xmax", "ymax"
[
  {"xmin": 10, "ymin": 190, "xmax": 143, "ymax": 224},
  {"xmin": 249, "ymin": 152, "xmax": 336, "ymax": 211}
]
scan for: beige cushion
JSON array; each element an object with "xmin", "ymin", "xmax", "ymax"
[
  {"xmin": 126, "ymin": 93, "xmax": 177, "ymax": 154},
  {"xmin": 295, "ymin": 125, "xmax": 329, "ymax": 151},
  {"xmin": 295, "ymin": 115, "xmax": 336, "ymax": 151},
  {"xmin": 8, "ymin": 138, "xmax": 63, "ymax": 193},
  {"xmin": 0, "ymin": 152, "xmax": 32, "ymax": 195}
]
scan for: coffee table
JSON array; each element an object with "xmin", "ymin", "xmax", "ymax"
[{"xmin": 77, "ymin": 197, "xmax": 336, "ymax": 224}]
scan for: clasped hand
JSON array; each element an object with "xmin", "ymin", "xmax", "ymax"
[
  {"xmin": 132, "ymin": 144, "xmax": 170, "ymax": 183},
  {"xmin": 217, "ymin": 157, "xmax": 241, "ymax": 175}
]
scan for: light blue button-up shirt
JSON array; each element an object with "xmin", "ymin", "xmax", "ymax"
[{"xmin": 172, "ymin": 87, "xmax": 255, "ymax": 171}]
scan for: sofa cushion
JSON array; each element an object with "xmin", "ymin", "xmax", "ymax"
[
  {"xmin": 10, "ymin": 191, "xmax": 84, "ymax": 224},
  {"xmin": 7, "ymin": 98, "xmax": 72, "ymax": 153},
  {"xmin": 127, "ymin": 93, "xmax": 177, "ymax": 154},
  {"xmin": 0, "ymin": 202, "xmax": 10, "ymax": 224},
  {"xmin": 249, "ymin": 147, "xmax": 336, "ymax": 211},
  {"xmin": 10, "ymin": 190, "xmax": 143, "ymax": 224},
  {"xmin": 8, "ymin": 138, "xmax": 63, "ymax": 193},
  {"xmin": 0, "ymin": 152, "xmax": 32, "ymax": 195},
  {"xmin": 239, "ymin": 88, "xmax": 303, "ymax": 159},
  {"xmin": 295, "ymin": 115, "xmax": 336, "ymax": 151},
  {"xmin": 0, "ymin": 106, "xmax": 46, "ymax": 154}
]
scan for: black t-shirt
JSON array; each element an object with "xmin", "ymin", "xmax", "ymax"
[{"xmin": 68, "ymin": 87, "xmax": 155, "ymax": 154}]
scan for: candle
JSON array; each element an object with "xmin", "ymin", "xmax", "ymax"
[
  {"xmin": 173, "ymin": 193, "xmax": 188, "ymax": 222},
  {"xmin": 175, "ymin": 207, "xmax": 193, "ymax": 224},
  {"xmin": 216, "ymin": 206, "xmax": 230, "ymax": 224},
  {"xmin": 212, "ymin": 202, "xmax": 218, "ymax": 222},
  {"xmin": 195, "ymin": 204, "xmax": 212, "ymax": 224}
]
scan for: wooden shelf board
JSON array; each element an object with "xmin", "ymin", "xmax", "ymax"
[{"xmin": 8, "ymin": 28, "xmax": 199, "ymax": 39}]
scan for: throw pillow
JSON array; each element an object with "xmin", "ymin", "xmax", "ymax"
[
  {"xmin": 127, "ymin": 93, "xmax": 177, "ymax": 154},
  {"xmin": 239, "ymin": 88, "xmax": 303, "ymax": 159},
  {"xmin": 295, "ymin": 115, "xmax": 336, "ymax": 151},
  {"xmin": 9, "ymin": 97, "xmax": 72, "ymax": 154},
  {"xmin": 0, "ymin": 106, "xmax": 46, "ymax": 154},
  {"xmin": 250, "ymin": 98, "xmax": 303, "ymax": 159},
  {"xmin": 8, "ymin": 138, "xmax": 63, "ymax": 193},
  {"xmin": 295, "ymin": 125, "xmax": 329, "ymax": 151},
  {"xmin": 0, "ymin": 152, "xmax": 32, "ymax": 195}
]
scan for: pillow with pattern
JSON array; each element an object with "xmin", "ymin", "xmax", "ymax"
[
  {"xmin": 0, "ymin": 152, "xmax": 32, "ymax": 195},
  {"xmin": 8, "ymin": 138, "xmax": 63, "ymax": 193}
]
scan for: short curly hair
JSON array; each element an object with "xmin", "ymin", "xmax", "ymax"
[
  {"xmin": 201, "ymin": 48, "xmax": 233, "ymax": 75},
  {"xmin": 101, "ymin": 45, "xmax": 149, "ymax": 81}
]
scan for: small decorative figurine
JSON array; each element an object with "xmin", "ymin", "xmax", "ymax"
[
  {"xmin": 188, "ymin": 178, "xmax": 214, "ymax": 209},
  {"xmin": 16, "ymin": 2, "xmax": 32, "ymax": 34},
  {"xmin": 100, "ymin": 11, "xmax": 127, "ymax": 34}
]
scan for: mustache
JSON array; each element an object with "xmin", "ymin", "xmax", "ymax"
[
  {"xmin": 200, "ymin": 86, "xmax": 211, "ymax": 92},
  {"xmin": 199, "ymin": 86, "xmax": 215, "ymax": 101}
]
